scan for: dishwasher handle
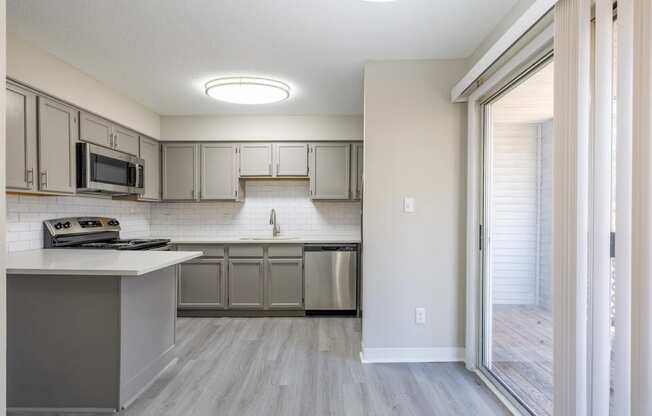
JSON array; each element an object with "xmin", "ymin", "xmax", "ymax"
[{"xmin": 304, "ymin": 245, "xmax": 357, "ymax": 252}]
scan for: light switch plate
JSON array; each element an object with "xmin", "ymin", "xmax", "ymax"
[
  {"xmin": 404, "ymin": 197, "xmax": 416, "ymax": 213},
  {"xmin": 415, "ymin": 307, "xmax": 426, "ymax": 324}
]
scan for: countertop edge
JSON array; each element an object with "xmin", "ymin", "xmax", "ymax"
[{"xmin": 7, "ymin": 251, "xmax": 203, "ymax": 277}]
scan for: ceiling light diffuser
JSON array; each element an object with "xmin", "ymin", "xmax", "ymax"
[{"xmin": 204, "ymin": 77, "xmax": 290, "ymax": 104}]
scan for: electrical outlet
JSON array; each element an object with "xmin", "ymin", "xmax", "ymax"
[
  {"xmin": 404, "ymin": 197, "xmax": 416, "ymax": 213},
  {"xmin": 415, "ymin": 307, "xmax": 426, "ymax": 324}
]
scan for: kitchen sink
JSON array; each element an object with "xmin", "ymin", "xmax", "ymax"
[{"xmin": 239, "ymin": 236, "xmax": 299, "ymax": 241}]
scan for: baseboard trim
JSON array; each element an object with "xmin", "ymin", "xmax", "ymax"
[
  {"xmin": 7, "ymin": 408, "xmax": 115, "ymax": 413},
  {"xmin": 360, "ymin": 347, "xmax": 465, "ymax": 363}
]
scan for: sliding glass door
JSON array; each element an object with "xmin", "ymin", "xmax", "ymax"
[{"xmin": 480, "ymin": 58, "xmax": 554, "ymax": 416}]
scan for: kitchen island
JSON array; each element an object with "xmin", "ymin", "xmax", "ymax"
[{"xmin": 6, "ymin": 249, "xmax": 202, "ymax": 413}]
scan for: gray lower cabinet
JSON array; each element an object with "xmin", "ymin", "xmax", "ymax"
[
  {"xmin": 228, "ymin": 259, "xmax": 265, "ymax": 309},
  {"xmin": 139, "ymin": 136, "xmax": 161, "ymax": 201},
  {"xmin": 6, "ymin": 83, "xmax": 37, "ymax": 191},
  {"xmin": 162, "ymin": 143, "xmax": 198, "ymax": 200},
  {"xmin": 239, "ymin": 143, "xmax": 272, "ymax": 176},
  {"xmin": 274, "ymin": 143, "xmax": 308, "ymax": 177},
  {"xmin": 37, "ymin": 97, "xmax": 78, "ymax": 194},
  {"xmin": 267, "ymin": 259, "xmax": 303, "ymax": 309},
  {"xmin": 201, "ymin": 143, "xmax": 240, "ymax": 200},
  {"xmin": 178, "ymin": 259, "xmax": 226, "ymax": 309},
  {"xmin": 350, "ymin": 143, "xmax": 363, "ymax": 200},
  {"xmin": 309, "ymin": 143, "xmax": 351, "ymax": 200}
]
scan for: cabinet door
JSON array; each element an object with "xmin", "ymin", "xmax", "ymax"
[
  {"xmin": 38, "ymin": 97, "xmax": 78, "ymax": 194},
  {"xmin": 350, "ymin": 143, "xmax": 363, "ymax": 200},
  {"xmin": 275, "ymin": 143, "xmax": 308, "ymax": 176},
  {"xmin": 162, "ymin": 143, "xmax": 198, "ymax": 200},
  {"xmin": 309, "ymin": 143, "xmax": 350, "ymax": 199},
  {"xmin": 80, "ymin": 111, "xmax": 112, "ymax": 149},
  {"xmin": 267, "ymin": 259, "xmax": 303, "ymax": 309},
  {"xmin": 113, "ymin": 125, "xmax": 140, "ymax": 156},
  {"xmin": 178, "ymin": 259, "xmax": 226, "ymax": 309},
  {"xmin": 228, "ymin": 259, "xmax": 265, "ymax": 309},
  {"xmin": 201, "ymin": 144, "xmax": 238, "ymax": 200},
  {"xmin": 6, "ymin": 84, "xmax": 37, "ymax": 191},
  {"xmin": 139, "ymin": 136, "xmax": 160, "ymax": 201},
  {"xmin": 239, "ymin": 143, "xmax": 272, "ymax": 176}
]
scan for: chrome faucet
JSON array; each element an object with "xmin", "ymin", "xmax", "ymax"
[{"xmin": 269, "ymin": 209, "xmax": 280, "ymax": 237}]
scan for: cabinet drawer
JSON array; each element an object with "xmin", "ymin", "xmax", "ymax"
[
  {"xmin": 176, "ymin": 245, "xmax": 225, "ymax": 257},
  {"xmin": 229, "ymin": 246, "xmax": 264, "ymax": 258},
  {"xmin": 268, "ymin": 245, "xmax": 303, "ymax": 258}
]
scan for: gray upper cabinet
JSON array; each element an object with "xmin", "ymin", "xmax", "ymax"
[
  {"xmin": 6, "ymin": 83, "xmax": 37, "ymax": 191},
  {"xmin": 274, "ymin": 143, "xmax": 308, "ymax": 177},
  {"xmin": 113, "ymin": 125, "xmax": 139, "ymax": 156},
  {"xmin": 80, "ymin": 112, "xmax": 112, "ymax": 149},
  {"xmin": 350, "ymin": 143, "xmax": 363, "ymax": 200},
  {"xmin": 139, "ymin": 136, "xmax": 161, "ymax": 201},
  {"xmin": 37, "ymin": 97, "xmax": 78, "ymax": 194},
  {"xmin": 266, "ymin": 259, "xmax": 303, "ymax": 309},
  {"xmin": 228, "ymin": 259, "xmax": 265, "ymax": 309},
  {"xmin": 178, "ymin": 259, "xmax": 226, "ymax": 309},
  {"xmin": 309, "ymin": 143, "xmax": 351, "ymax": 200},
  {"xmin": 201, "ymin": 144, "xmax": 239, "ymax": 200},
  {"xmin": 239, "ymin": 143, "xmax": 272, "ymax": 176},
  {"xmin": 80, "ymin": 111, "xmax": 139, "ymax": 156},
  {"xmin": 162, "ymin": 143, "xmax": 198, "ymax": 201}
]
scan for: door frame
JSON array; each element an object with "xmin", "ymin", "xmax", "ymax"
[{"xmin": 464, "ymin": 22, "xmax": 555, "ymax": 415}]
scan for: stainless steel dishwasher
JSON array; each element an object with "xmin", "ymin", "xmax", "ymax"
[{"xmin": 304, "ymin": 244, "xmax": 358, "ymax": 311}]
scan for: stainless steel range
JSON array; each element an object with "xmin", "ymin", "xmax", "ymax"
[{"xmin": 43, "ymin": 217, "xmax": 170, "ymax": 250}]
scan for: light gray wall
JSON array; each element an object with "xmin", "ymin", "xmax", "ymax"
[
  {"xmin": 7, "ymin": 33, "xmax": 161, "ymax": 139},
  {"xmin": 362, "ymin": 60, "xmax": 467, "ymax": 352},
  {"xmin": 160, "ymin": 114, "xmax": 362, "ymax": 141}
]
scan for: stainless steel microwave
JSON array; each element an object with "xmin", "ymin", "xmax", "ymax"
[{"xmin": 76, "ymin": 142, "xmax": 144, "ymax": 195}]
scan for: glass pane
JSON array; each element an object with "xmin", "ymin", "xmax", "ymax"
[
  {"xmin": 91, "ymin": 154, "xmax": 130, "ymax": 186},
  {"xmin": 483, "ymin": 60, "xmax": 554, "ymax": 415}
]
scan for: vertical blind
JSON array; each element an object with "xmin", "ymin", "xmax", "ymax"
[{"xmin": 554, "ymin": 0, "xmax": 651, "ymax": 414}]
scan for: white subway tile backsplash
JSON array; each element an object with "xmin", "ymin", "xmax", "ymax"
[
  {"xmin": 150, "ymin": 180, "xmax": 361, "ymax": 240},
  {"xmin": 6, "ymin": 194, "xmax": 152, "ymax": 252},
  {"xmin": 6, "ymin": 180, "xmax": 361, "ymax": 252}
]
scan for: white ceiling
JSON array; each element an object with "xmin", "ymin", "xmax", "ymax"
[
  {"xmin": 492, "ymin": 61, "xmax": 554, "ymax": 124},
  {"xmin": 7, "ymin": 0, "xmax": 519, "ymax": 116}
]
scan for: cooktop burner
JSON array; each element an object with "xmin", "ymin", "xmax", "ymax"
[{"xmin": 77, "ymin": 239, "xmax": 171, "ymax": 251}]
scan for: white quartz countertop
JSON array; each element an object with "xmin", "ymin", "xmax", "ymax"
[
  {"xmin": 7, "ymin": 249, "xmax": 202, "ymax": 277},
  {"xmin": 164, "ymin": 236, "xmax": 361, "ymax": 245}
]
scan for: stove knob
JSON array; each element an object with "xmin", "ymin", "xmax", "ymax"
[
  {"xmin": 109, "ymin": 220, "xmax": 120, "ymax": 226},
  {"xmin": 54, "ymin": 222, "xmax": 63, "ymax": 230},
  {"xmin": 63, "ymin": 221, "xmax": 72, "ymax": 229}
]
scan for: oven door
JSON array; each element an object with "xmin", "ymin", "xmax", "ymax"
[{"xmin": 77, "ymin": 143, "xmax": 145, "ymax": 195}]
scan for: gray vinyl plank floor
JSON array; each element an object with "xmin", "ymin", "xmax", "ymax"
[{"xmin": 10, "ymin": 317, "xmax": 509, "ymax": 416}]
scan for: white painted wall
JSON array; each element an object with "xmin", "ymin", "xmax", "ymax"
[
  {"xmin": 6, "ymin": 33, "xmax": 160, "ymax": 139},
  {"xmin": 160, "ymin": 114, "xmax": 362, "ymax": 142},
  {"xmin": 362, "ymin": 60, "xmax": 467, "ymax": 361},
  {"xmin": 539, "ymin": 119, "xmax": 553, "ymax": 309},
  {"xmin": 491, "ymin": 123, "xmax": 539, "ymax": 305}
]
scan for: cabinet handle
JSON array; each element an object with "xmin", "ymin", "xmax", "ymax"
[
  {"xmin": 276, "ymin": 163, "xmax": 280, "ymax": 175},
  {"xmin": 109, "ymin": 134, "xmax": 114, "ymax": 148},
  {"xmin": 40, "ymin": 171, "xmax": 48, "ymax": 188},
  {"xmin": 26, "ymin": 169, "xmax": 34, "ymax": 185},
  {"xmin": 114, "ymin": 133, "xmax": 119, "ymax": 148},
  {"xmin": 269, "ymin": 163, "xmax": 272, "ymax": 175}
]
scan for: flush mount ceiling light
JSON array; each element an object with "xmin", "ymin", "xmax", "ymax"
[{"xmin": 204, "ymin": 77, "xmax": 290, "ymax": 104}]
